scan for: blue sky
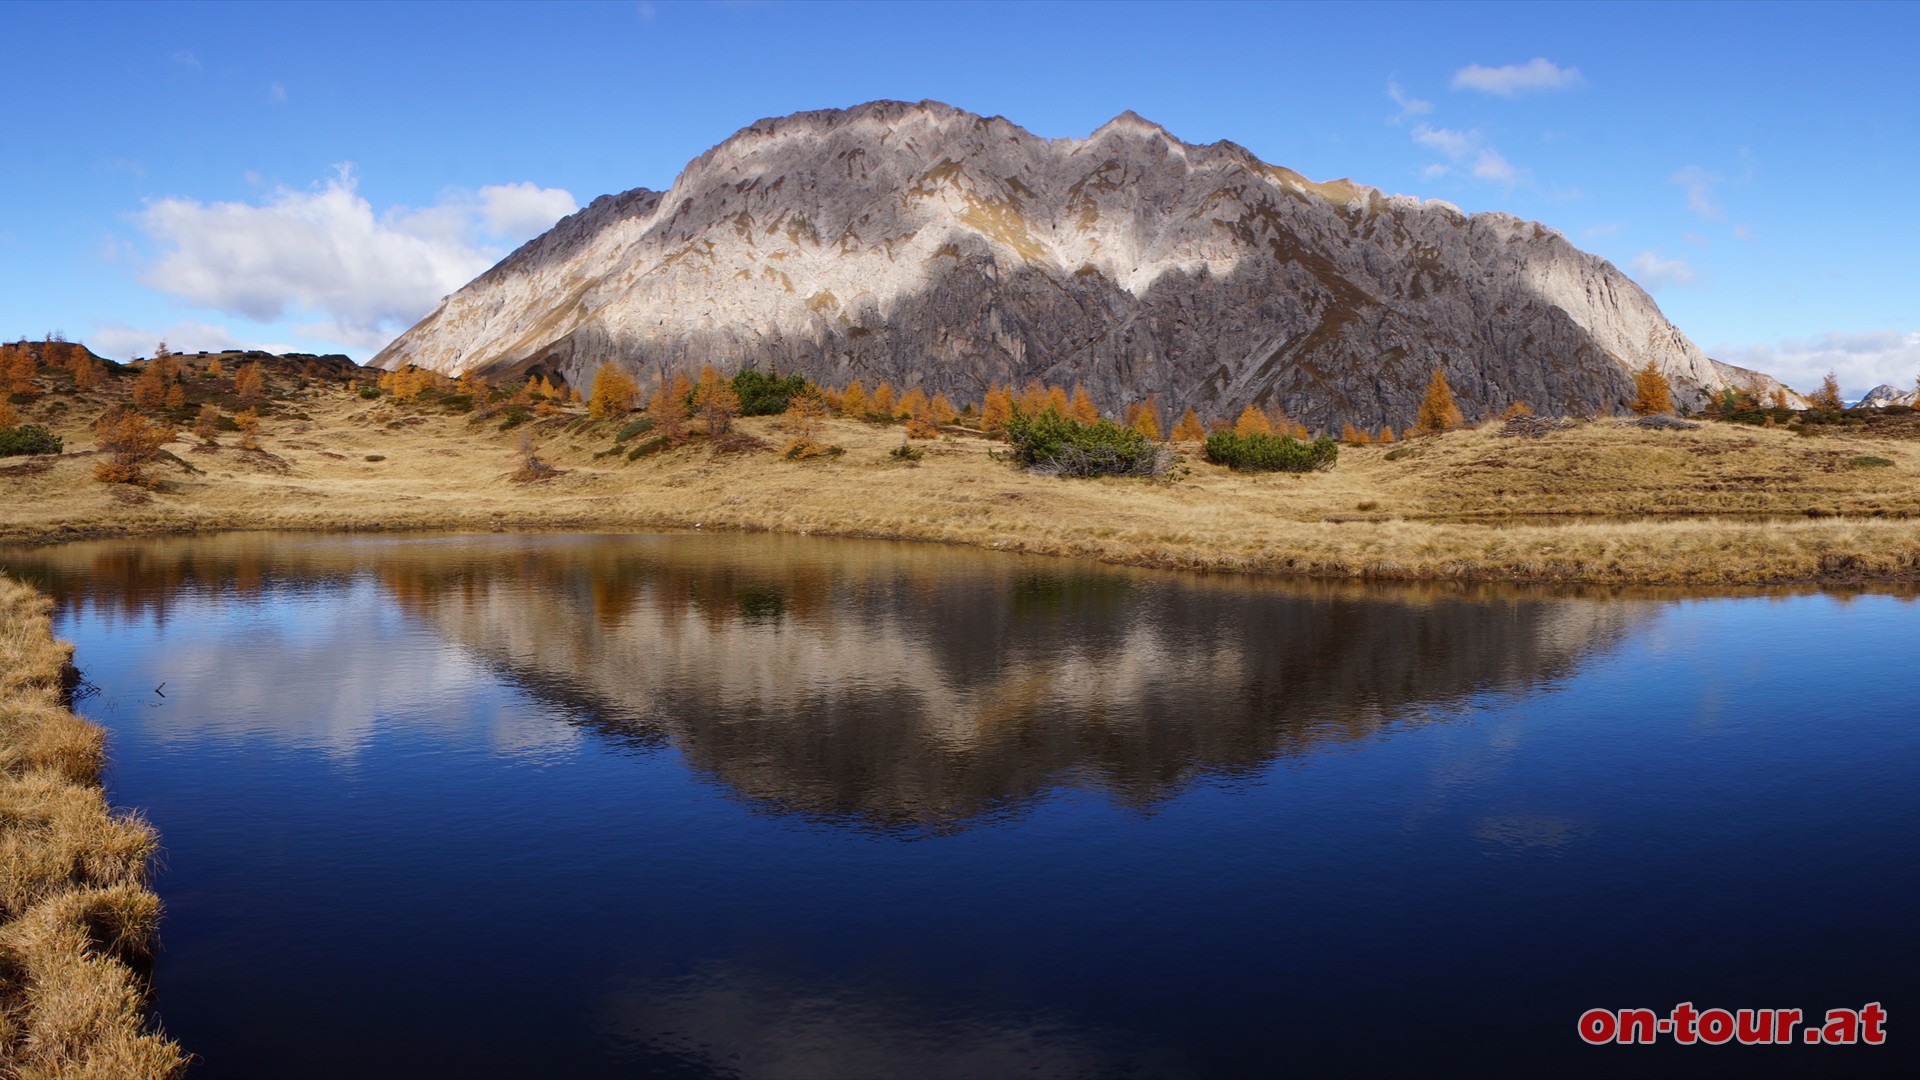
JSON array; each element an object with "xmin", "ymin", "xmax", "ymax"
[{"xmin": 2, "ymin": 0, "xmax": 1915, "ymax": 395}]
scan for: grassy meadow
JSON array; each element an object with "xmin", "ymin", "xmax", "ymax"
[{"xmin": 2, "ymin": 345, "xmax": 1919, "ymax": 586}]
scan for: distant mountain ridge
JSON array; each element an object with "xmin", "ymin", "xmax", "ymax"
[{"xmin": 374, "ymin": 99, "xmax": 1792, "ymax": 429}]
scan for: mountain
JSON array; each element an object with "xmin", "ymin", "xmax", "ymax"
[
  {"xmin": 1855, "ymin": 384, "xmax": 1916, "ymax": 408},
  {"xmin": 374, "ymin": 100, "xmax": 1777, "ymax": 430}
]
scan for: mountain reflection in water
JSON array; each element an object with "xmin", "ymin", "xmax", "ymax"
[{"xmin": 6, "ymin": 532, "xmax": 1651, "ymax": 831}]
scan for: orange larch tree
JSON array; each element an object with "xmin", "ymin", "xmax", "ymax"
[
  {"xmin": 1234, "ymin": 405, "xmax": 1273, "ymax": 436},
  {"xmin": 235, "ymin": 362, "xmax": 266, "ymax": 401},
  {"xmin": 928, "ymin": 391, "xmax": 956, "ymax": 425},
  {"xmin": 1043, "ymin": 385, "xmax": 1070, "ymax": 417},
  {"xmin": 1416, "ymin": 367, "xmax": 1464, "ymax": 434},
  {"xmin": 980, "ymin": 385, "xmax": 1014, "ymax": 433},
  {"xmin": 588, "ymin": 363, "xmax": 640, "ymax": 419},
  {"xmin": 1172, "ymin": 407, "xmax": 1206, "ymax": 441},
  {"xmin": 1630, "ymin": 363, "xmax": 1673, "ymax": 416},
  {"xmin": 839, "ymin": 379, "xmax": 868, "ymax": 418},
  {"xmin": 649, "ymin": 370, "xmax": 694, "ymax": 444},
  {"xmin": 1069, "ymin": 384, "xmax": 1100, "ymax": 424},
  {"xmin": 692, "ymin": 365, "xmax": 740, "ymax": 435}
]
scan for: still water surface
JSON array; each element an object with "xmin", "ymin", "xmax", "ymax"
[{"xmin": 1, "ymin": 533, "xmax": 1914, "ymax": 1078}]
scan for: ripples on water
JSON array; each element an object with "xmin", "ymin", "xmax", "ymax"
[{"xmin": 1, "ymin": 533, "xmax": 1914, "ymax": 1078}]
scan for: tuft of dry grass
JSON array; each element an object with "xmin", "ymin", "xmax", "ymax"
[{"xmin": 0, "ymin": 575, "xmax": 186, "ymax": 1078}]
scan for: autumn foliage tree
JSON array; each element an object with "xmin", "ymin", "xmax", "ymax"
[
  {"xmin": 1043, "ymin": 385, "xmax": 1070, "ymax": 418},
  {"xmin": 980, "ymin": 385, "xmax": 1013, "ymax": 433},
  {"xmin": 1016, "ymin": 380, "xmax": 1048, "ymax": 417},
  {"xmin": 588, "ymin": 363, "xmax": 640, "ymax": 419},
  {"xmin": 649, "ymin": 370, "xmax": 693, "ymax": 444},
  {"xmin": 235, "ymin": 362, "xmax": 266, "ymax": 401},
  {"xmin": 928, "ymin": 392, "xmax": 956, "ymax": 425},
  {"xmin": 235, "ymin": 408, "xmax": 262, "ymax": 450},
  {"xmin": 1810, "ymin": 370, "xmax": 1845, "ymax": 412},
  {"xmin": 692, "ymin": 365, "xmax": 740, "ymax": 435},
  {"xmin": 131, "ymin": 367, "xmax": 166, "ymax": 410},
  {"xmin": 92, "ymin": 407, "xmax": 170, "ymax": 484},
  {"xmin": 839, "ymin": 380, "xmax": 868, "ymax": 419},
  {"xmin": 3, "ymin": 349, "xmax": 36, "ymax": 394},
  {"xmin": 1172, "ymin": 407, "xmax": 1206, "ymax": 442},
  {"xmin": 193, "ymin": 404, "xmax": 221, "ymax": 443},
  {"xmin": 1069, "ymin": 384, "xmax": 1100, "ymax": 424},
  {"xmin": 1125, "ymin": 395, "xmax": 1162, "ymax": 439},
  {"xmin": 1233, "ymin": 405, "xmax": 1273, "ymax": 436},
  {"xmin": 1416, "ymin": 367, "xmax": 1464, "ymax": 434},
  {"xmin": 1631, "ymin": 362, "xmax": 1674, "ymax": 416}
]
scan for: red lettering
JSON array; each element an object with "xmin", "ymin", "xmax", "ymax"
[
  {"xmin": 1775, "ymin": 1008, "xmax": 1803, "ymax": 1044},
  {"xmin": 1698, "ymin": 1008, "xmax": 1735, "ymax": 1045},
  {"xmin": 1671, "ymin": 1002, "xmax": 1699, "ymax": 1044},
  {"xmin": 1735, "ymin": 1008, "xmax": 1772, "ymax": 1045},
  {"xmin": 1821, "ymin": 1008, "xmax": 1859, "ymax": 1045},
  {"xmin": 1578, "ymin": 1009, "xmax": 1616, "ymax": 1045},
  {"xmin": 1861, "ymin": 1002, "xmax": 1887, "ymax": 1045},
  {"xmin": 1619, "ymin": 1008, "xmax": 1658, "ymax": 1044}
]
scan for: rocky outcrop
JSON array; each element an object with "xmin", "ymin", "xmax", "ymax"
[
  {"xmin": 1855, "ymin": 383, "xmax": 1917, "ymax": 408},
  {"xmin": 374, "ymin": 100, "xmax": 1780, "ymax": 430}
]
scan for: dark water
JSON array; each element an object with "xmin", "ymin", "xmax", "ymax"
[{"xmin": 1, "ymin": 533, "xmax": 1914, "ymax": 1079}]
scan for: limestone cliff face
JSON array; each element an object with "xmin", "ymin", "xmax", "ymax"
[{"xmin": 374, "ymin": 100, "xmax": 1764, "ymax": 430}]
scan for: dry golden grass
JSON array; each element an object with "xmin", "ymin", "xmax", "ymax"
[
  {"xmin": 4, "ymin": 371, "xmax": 1920, "ymax": 585},
  {"xmin": 0, "ymin": 575, "xmax": 186, "ymax": 1078}
]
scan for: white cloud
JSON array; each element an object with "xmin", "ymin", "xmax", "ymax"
[
  {"xmin": 1731, "ymin": 224, "xmax": 1753, "ymax": 241},
  {"xmin": 1682, "ymin": 232, "xmax": 1711, "ymax": 248},
  {"xmin": 269, "ymin": 81, "xmax": 287, "ymax": 104},
  {"xmin": 478, "ymin": 182, "xmax": 579, "ymax": 238},
  {"xmin": 1629, "ymin": 250, "xmax": 1698, "ymax": 291},
  {"xmin": 1421, "ymin": 163, "xmax": 1452, "ymax": 180},
  {"xmin": 1671, "ymin": 165, "xmax": 1724, "ymax": 221},
  {"xmin": 90, "ymin": 319, "xmax": 292, "ymax": 361},
  {"xmin": 1713, "ymin": 330, "xmax": 1920, "ymax": 399},
  {"xmin": 1583, "ymin": 222, "xmax": 1621, "ymax": 239},
  {"xmin": 169, "ymin": 50, "xmax": 201, "ymax": 71},
  {"xmin": 1451, "ymin": 58, "xmax": 1583, "ymax": 97},
  {"xmin": 135, "ymin": 165, "xmax": 576, "ymax": 353},
  {"xmin": 1386, "ymin": 77, "xmax": 1433, "ymax": 122},
  {"xmin": 1412, "ymin": 125, "xmax": 1520, "ymax": 186}
]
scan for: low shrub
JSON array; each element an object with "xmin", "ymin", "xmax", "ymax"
[
  {"xmin": 1850, "ymin": 455, "xmax": 1895, "ymax": 468},
  {"xmin": 627, "ymin": 436, "xmax": 669, "ymax": 460},
  {"xmin": 614, "ymin": 416, "xmax": 656, "ymax": 443},
  {"xmin": 0, "ymin": 424, "xmax": 62, "ymax": 456},
  {"xmin": 358, "ymin": 386, "xmax": 382, "ymax": 399},
  {"xmin": 1204, "ymin": 430, "xmax": 1340, "ymax": 472},
  {"xmin": 1003, "ymin": 409, "xmax": 1163, "ymax": 477},
  {"xmin": 889, "ymin": 442, "xmax": 924, "ymax": 464},
  {"xmin": 732, "ymin": 369, "xmax": 813, "ymax": 416},
  {"xmin": 782, "ymin": 439, "xmax": 843, "ymax": 460}
]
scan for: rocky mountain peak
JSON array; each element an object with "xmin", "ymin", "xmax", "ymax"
[{"xmin": 374, "ymin": 100, "xmax": 1783, "ymax": 431}]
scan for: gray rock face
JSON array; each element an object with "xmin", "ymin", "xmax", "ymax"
[
  {"xmin": 374, "ymin": 100, "xmax": 1778, "ymax": 430},
  {"xmin": 1855, "ymin": 384, "xmax": 1917, "ymax": 408}
]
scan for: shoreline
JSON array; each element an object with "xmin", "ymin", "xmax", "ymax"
[
  {"xmin": 0, "ymin": 574, "xmax": 186, "ymax": 1077},
  {"xmin": 4, "ymin": 498, "xmax": 1919, "ymax": 589}
]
